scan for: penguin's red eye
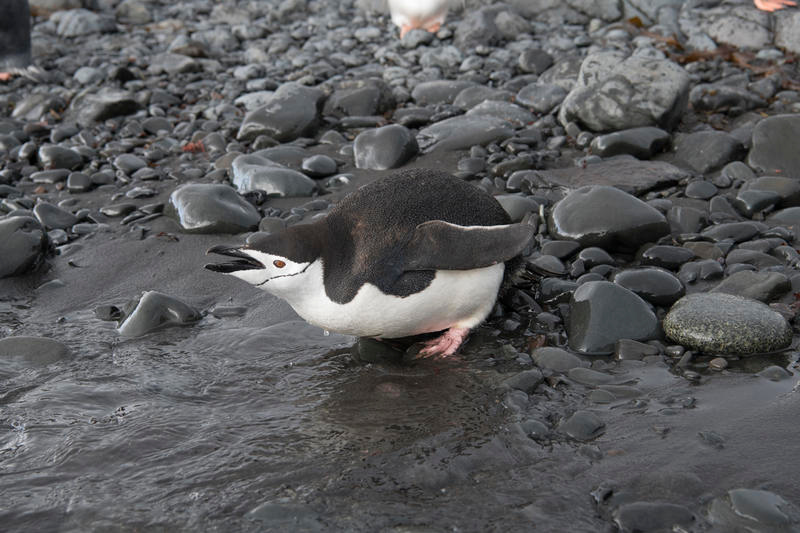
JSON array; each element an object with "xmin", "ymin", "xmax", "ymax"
[{"xmin": 273, "ymin": 260, "xmax": 286, "ymax": 268}]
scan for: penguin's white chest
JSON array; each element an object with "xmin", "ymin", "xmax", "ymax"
[
  {"xmin": 278, "ymin": 261, "xmax": 504, "ymax": 338},
  {"xmin": 388, "ymin": 0, "xmax": 450, "ymax": 27}
]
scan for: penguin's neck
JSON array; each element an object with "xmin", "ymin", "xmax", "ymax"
[{"xmin": 270, "ymin": 260, "xmax": 332, "ymax": 326}]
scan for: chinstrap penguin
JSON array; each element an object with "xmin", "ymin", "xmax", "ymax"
[
  {"xmin": 0, "ymin": 0, "xmax": 46, "ymax": 82},
  {"xmin": 206, "ymin": 169, "xmax": 534, "ymax": 358}
]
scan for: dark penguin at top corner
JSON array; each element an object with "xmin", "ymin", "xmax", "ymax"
[
  {"xmin": 206, "ymin": 168, "xmax": 535, "ymax": 357},
  {"xmin": 1, "ymin": 0, "xmax": 46, "ymax": 82}
]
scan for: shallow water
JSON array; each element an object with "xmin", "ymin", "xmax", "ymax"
[{"xmin": 2, "ymin": 233, "xmax": 800, "ymax": 532}]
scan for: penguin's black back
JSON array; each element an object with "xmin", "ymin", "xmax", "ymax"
[
  {"xmin": 0, "ymin": 0, "xmax": 33, "ymax": 69},
  {"xmin": 320, "ymin": 169, "xmax": 511, "ymax": 303}
]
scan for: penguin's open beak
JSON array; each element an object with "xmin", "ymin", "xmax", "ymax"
[{"xmin": 204, "ymin": 245, "xmax": 265, "ymax": 273}]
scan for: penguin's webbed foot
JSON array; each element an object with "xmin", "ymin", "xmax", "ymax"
[
  {"xmin": 416, "ymin": 327, "xmax": 470, "ymax": 358},
  {"xmin": 754, "ymin": 0, "xmax": 796, "ymax": 11}
]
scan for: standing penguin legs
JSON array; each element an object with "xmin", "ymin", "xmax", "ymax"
[
  {"xmin": 417, "ymin": 327, "xmax": 470, "ymax": 358},
  {"xmin": 754, "ymin": 0, "xmax": 796, "ymax": 11}
]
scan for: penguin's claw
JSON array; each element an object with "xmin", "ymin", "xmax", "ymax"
[
  {"xmin": 754, "ymin": 0, "xmax": 796, "ymax": 11},
  {"xmin": 417, "ymin": 327, "xmax": 470, "ymax": 358}
]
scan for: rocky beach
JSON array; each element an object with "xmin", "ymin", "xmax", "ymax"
[{"xmin": 3, "ymin": 0, "xmax": 800, "ymax": 530}]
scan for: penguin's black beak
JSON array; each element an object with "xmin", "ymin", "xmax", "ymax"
[{"xmin": 204, "ymin": 245, "xmax": 265, "ymax": 273}]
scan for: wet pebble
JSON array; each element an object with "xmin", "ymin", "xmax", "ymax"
[
  {"xmin": 231, "ymin": 154, "xmax": 316, "ymax": 197},
  {"xmin": 613, "ymin": 502, "xmax": 695, "ymax": 533},
  {"xmin": 0, "ymin": 216, "xmax": 48, "ymax": 278},
  {"xmin": 711, "ymin": 270, "xmax": 791, "ymax": 302},
  {"xmin": 117, "ymin": 291, "xmax": 202, "ymax": 337},
  {"xmin": 612, "ymin": 267, "xmax": 685, "ymax": 307},
  {"xmin": 38, "ymin": 144, "xmax": 82, "ymax": 170},
  {"xmin": 237, "ymin": 83, "xmax": 324, "ymax": 142},
  {"xmin": 757, "ymin": 365, "xmax": 793, "ymax": 381},
  {"xmin": 353, "ymin": 125, "xmax": 418, "ymax": 170},
  {"xmin": 748, "ymin": 114, "xmax": 800, "ymax": 175},
  {"xmin": 300, "ymin": 155, "xmax": 337, "ymax": 178},
  {"xmin": 589, "ymin": 127, "xmax": 669, "ymax": 159},
  {"xmin": 33, "ymin": 202, "xmax": 79, "ymax": 230},
  {"xmin": 0, "ymin": 336, "xmax": 70, "ymax": 371},
  {"xmin": 416, "ymin": 115, "xmax": 513, "ymax": 152},
  {"xmin": 708, "ymin": 488, "xmax": 799, "ymax": 531},
  {"xmin": 531, "ymin": 347, "xmax": 586, "ymax": 372},
  {"xmin": 558, "ymin": 410, "xmax": 605, "ymax": 441},
  {"xmin": 663, "ymin": 293, "xmax": 792, "ymax": 355}
]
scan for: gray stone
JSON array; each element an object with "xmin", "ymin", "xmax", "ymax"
[
  {"xmin": 675, "ymin": 130, "xmax": 745, "ymax": 174},
  {"xmin": 535, "ymin": 158, "xmax": 688, "ymax": 196},
  {"xmin": 33, "ymin": 202, "xmax": 79, "ymax": 230},
  {"xmin": 353, "ymin": 125, "xmax": 418, "ymax": 170},
  {"xmin": 532, "ymin": 346, "xmax": 587, "ymax": 372},
  {"xmin": 613, "ymin": 502, "xmax": 695, "ymax": 533},
  {"xmin": 709, "ymin": 489, "xmax": 798, "ymax": 531},
  {"xmin": 515, "ymin": 82, "xmax": 567, "ymax": 114},
  {"xmin": 550, "ymin": 186, "xmax": 670, "ymax": 251},
  {"xmin": 51, "ymin": 8, "xmax": 115, "ymax": 37},
  {"xmin": 663, "ymin": 293, "xmax": 792, "ymax": 355},
  {"xmin": 231, "ymin": 154, "xmax": 316, "ymax": 197},
  {"xmin": 67, "ymin": 88, "xmax": 140, "ymax": 127},
  {"xmin": 453, "ymin": 86, "xmax": 513, "ymax": 110},
  {"xmin": 411, "ymin": 80, "xmax": 477, "ymax": 106},
  {"xmin": 558, "ymin": 410, "xmax": 605, "ymax": 441},
  {"xmin": 417, "ymin": 115, "xmax": 513, "ymax": 152},
  {"xmin": 116, "ymin": 0, "xmax": 152, "ymax": 24},
  {"xmin": 748, "ymin": 114, "xmax": 800, "ymax": 176},
  {"xmin": 568, "ymin": 281, "xmax": 660, "ymax": 354},
  {"xmin": 38, "ymin": 145, "xmax": 82, "ymax": 170},
  {"xmin": 590, "ymin": 127, "xmax": 670, "ymax": 159},
  {"xmin": 0, "ymin": 336, "xmax": 70, "ymax": 371},
  {"xmin": 559, "ymin": 52, "xmax": 690, "ymax": 132},
  {"xmin": 466, "ymin": 100, "xmax": 535, "ymax": 127},
  {"xmin": 237, "ymin": 83, "xmax": 324, "ymax": 142},
  {"xmin": 775, "ymin": 11, "xmax": 800, "ymax": 54},
  {"xmin": 690, "ymin": 83, "xmax": 766, "ymax": 115},
  {"xmin": 613, "ymin": 267, "xmax": 685, "ymax": 307},
  {"xmin": 0, "ymin": 216, "xmax": 48, "ymax": 278},
  {"xmin": 117, "ymin": 291, "xmax": 202, "ymax": 337},
  {"xmin": 166, "ymin": 183, "xmax": 261, "ymax": 234}
]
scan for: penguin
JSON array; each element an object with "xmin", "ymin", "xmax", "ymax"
[
  {"xmin": 0, "ymin": 0, "xmax": 46, "ymax": 82},
  {"xmin": 206, "ymin": 168, "xmax": 534, "ymax": 358},
  {"xmin": 388, "ymin": 0, "xmax": 453, "ymax": 38},
  {"xmin": 753, "ymin": 0, "xmax": 795, "ymax": 11}
]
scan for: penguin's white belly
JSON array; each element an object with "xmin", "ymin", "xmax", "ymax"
[
  {"xmin": 388, "ymin": 0, "xmax": 449, "ymax": 26},
  {"xmin": 287, "ymin": 262, "xmax": 505, "ymax": 338}
]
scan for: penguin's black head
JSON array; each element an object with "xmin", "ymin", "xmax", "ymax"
[{"xmin": 205, "ymin": 225, "xmax": 322, "ymax": 291}]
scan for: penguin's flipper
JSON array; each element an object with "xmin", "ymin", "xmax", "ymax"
[{"xmin": 404, "ymin": 217, "xmax": 535, "ymax": 271}]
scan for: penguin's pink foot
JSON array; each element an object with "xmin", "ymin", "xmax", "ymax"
[
  {"xmin": 400, "ymin": 24, "xmax": 413, "ymax": 38},
  {"xmin": 754, "ymin": 0, "xmax": 796, "ymax": 11},
  {"xmin": 417, "ymin": 327, "xmax": 470, "ymax": 358},
  {"xmin": 0, "ymin": 72, "xmax": 12, "ymax": 82}
]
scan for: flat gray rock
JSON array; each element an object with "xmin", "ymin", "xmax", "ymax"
[
  {"xmin": 535, "ymin": 158, "xmax": 688, "ymax": 196},
  {"xmin": 118, "ymin": 291, "xmax": 202, "ymax": 337},
  {"xmin": 711, "ymin": 270, "xmax": 791, "ymax": 303},
  {"xmin": 663, "ymin": 293, "xmax": 792, "ymax": 355},
  {"xmin": 0, "ymin": 216, "xmax": 48, "ymax": 278},
  {"xmin": 416, "ymin": 115, "xmax": 513, "ymax": 153},
  {"xmin": 748, "ymin": 114, "xmax": 800, "ymax": 176},
  {"xmin": 166, "ymin": 183, "xmax": 261, "ymax": 234},
  {"xmin": 231, "ymin": 154, "xmax": 316, "ymax": 197},
  {"xmin": 550, "ymin": 185, "xmax": 670, "ymax": 251},
  {"xmin": 237, "ymin": 82, "xmax": 324, "ymax": 142},
  {"xmin": 353, "ymin": 124, "xmax": 418, "ymax": 170},
  {"xmin": 0, "ymin": 336, "xmax": 70, "ymax": 371}
]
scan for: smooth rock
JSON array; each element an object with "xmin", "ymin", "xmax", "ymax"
[
  {"xmin": 416, "ymin": 115, "xmax": 513, "ymax": 152},
  {"xmin": 590, "ymin": 127, "xmax": 669, "ymax": 159},
  {"xmin": 231, "ymin": 154, "xmax": 316, "ymax": 197},
  {"xmin": 568, "ymin": 281, "xmax": 660, "ymax": 354},
  {"xmin": 237, "ymin": 83, "xmax": 324, "ymax": 142},
  {"xmin": 613, "ymin": 502, "xmax": 695, "ymax": 533},
  {"xmin": 353, "ymin": 125, "xmax": 418, "ymax": 170},
  {"xmin": 0, "ymin": 336, "xmax": 70, "ymax": 370},
  {"xmin": 0, "ymin": 216, "xmax": 48, "ymax": 278},
  {"xmin": 33, "ymin": 202, "xmax": 79, "ymax": 230},
  {"xmin": 535, "ymin": 158, "xmax": 687, "ymax": 196},
  {"xmin": 117, "ymin": 291, "xmax": 202, "ymax": 337},
  {"xmin": 558, "ymin": 410, "xmax": 605, "ymax": 441},
  {"xmin": 613, "ymin": 267, "xmax": 685, "ymax": 307},
  {"xmin": 663, "ymin": 293, "xmax": 792, "ymax": 355},
  {"xmin": 748, "ymin": 114, "xmax": 800, "ymax": 175},
  {"xmin": 38, "ymin": 145, "xmax": 82, "ymax": 170},
  {"xmin": 711, "ymin": 270, "xmax": 790, "ymax": 302},
  {"xmin": 166, "ymin": 183, "xmax": 261, "ymax": 234},
  {"xmin": 550, "ymin": 186, "xmax": 669, "ymax": 251},
  {"xmin": 531, "ymin": 347, "xmax": 587, "ymax": 372},
  {"xmin": 68, "ymin": 88, "xmax": 140, "ymax": 127}
]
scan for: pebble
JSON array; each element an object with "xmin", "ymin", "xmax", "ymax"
[
  {"xmin": 237, "ymin": 83, "xmax": 324, "ymax": 142},
  {"xmin": 0, "ymin": 336, "xmax": 70, "ymax": 371},
  {"xmin": 33, "ymin": 202, "xmax": 79, "ymax": 230},
  {"xmin": 663, "ymin": 293, "xmax": 792, "ymax": 355},
  {"xmin": 230, "ymin": 154, "xmax": 316, "ymax": 197},
  {"xmin": 531, "ymin": 347, "xmax": 587, "ymax": 372},
  {"xmin": 353, "ymin": 125, "xmax": 418, "ymax": 170},
  {"xmin": 708, "ymin": 489, "xmax": 798, "ymax": 531},
  {"xmin": 748, "ymin": 114, "xmax": 800, "ymax": 175},
  {"xmin": 416, "ymin": 115, "xmax": 513, "ymax": 152},
  {"xmin": 0, "ymin": 216, "xmax": 49, "ymax": 278},
  {"xmin": 117, "ymin": 291, "xmax": 202, "ymax": 337},
  {"xmin": 590, "ymin": 127, "xmax": 669, "ymax": 159},
  {"xmin": 612, "ymin": 267, "xmax": 685, "ymax": 307},
  {"xmin": 612, "ymin": 502, "xmax": 695, "ymax": 533},
  {"xmin": 558, "ymin": 410, "xmax": 605, "ymax": 441}
]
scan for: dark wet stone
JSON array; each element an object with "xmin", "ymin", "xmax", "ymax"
[
  {"xmin": 712, "ymin": 270, "xmax": 791, "ymax": 302},
  {"xmin": 568, "ymin": 281, "xmax": 659, "ymax": 354},
  {"xmin": 577, "ymin": 247, "xmax": 614, "ymax": 268},
  {"xmin": 550, "ymin": 186, "xmax": 669, "ymax": 252},
  {"xmin": 117, "ymin": 291, "xmax": 202, "ymax": 337},
  {"xmin": 150, "ymin": 53, "xmax": 200, "ymax": 75},
  {"xmin": 237, "ymin": 83, "xmax": 324, "ymax": 142},
  {"xmin": 615, "ymin": 339, "xmax": 659, "ymax": 361},
  {"xmin": 0, "ymin": 216, "xmax": 48, "ymax": 278},
  {"xmin": 741, "ymin": 176, "xmax": 800, "ymax": 208},
  {"xmin": 67, "ymin": 88, "xmax": 141, "ymax": 127},
  {"xmin": 416, "ymin": 115, "xmax": 513, "ymax": 152},
  {"xmin": 353, "ymin": 338, "xmax": 404, "ymax": 364},
  {"xmin": 559, "ymin": 53, "xmax": 689, "ymax": 132},
  {"xmin": 100, "ymin": 203, "xmax": 136, "ymax": 217},
  {"xmin": 748, "ymin": 114, "xmax": 800, "ymax": 175},
  {"xmin": 231, "ymin": 154, "xmax": 316, "ymax": 197},
  {"xmin": 663, "ymin": 293, "xmax": 792, "ymax": 355},
  {"xmin": 142, "ymin": 117, "xmax": 171, "ymax": 135},
  {"xmin": 323, "ymin": 79, "xmax": 394, "ymax": 118},
  {"xmin": 709, "ymin": 488, "xmax": 798, "ymax": 531},
  {"xmin": 300, "ymin": 155, "xmax": 337, "ymax": 178},
  {"xmin": 494, "ymin": 195, "xmax": 537, "ymax": 222},
  {"xmin": 726, "ymin": 249, "xmax": 782, "ymax": 269},
  {"xmin": 558, "ymin": 410, "xmax": 605, "ymax": 441},
  {"xmin": 527, "ymin": 255, "xmax": 566, "ymax": 276},
  {"xmin": 675, "ymin": 131, "xmax": 745, "ymax": 174},
  {"xmin": 734, "ymin": 189, "xmax": 782, "ymax": 217},
  {"xmin": 640, "ymin": 245, "xmax": 697, "ymax": 270},
  {"xmin": 51, "ymin": 8, "xmax": 116, "ymax": 37},
  {"xmin": 114, "ymin": 154, "xmax": 147, "ymax": 174},
  {"xmin": 11, "ymin": 94, "xmax": 67, "ymax": 121},
  {"xmin": 515, "ymin": 82, "xmax": 567, "ymax": 114},
  {"xmin": 411, "ymin": 80, "xmax": 477, "ymax": 106},
  {"xmin": 502, "ymin": 369, "xmax": 544, "ymax": 393},
  {"xmin": 353, "ymin": 125, "xmax": 418, "ymax": 170},
  {"xmin": 38, "ymin": 145, "xmax": 82, "ymax": 170},
  {"xmin": 758, "ymin": 366, "xmax": 793, "ymax": 381},
  {"xmin": 589, "ymin": 127, "xmax": 669, "ymax": 159},
  {"xmin": 0, "ymin": 336, "xmax": 70, "ymax": 370},
  {"xmin": 536, "ymin": 159, "xmax": 687, "ymax": 196},
  {"xmin": 166, "ymin": 183, "xmax": 261, "ymax": 234},
  {"xmin": 690, "ymin": 83, "xmax": 766, "ymax": 114},
  {"xmin": 453, "ymin": 86, "xmax": 512, "ymax": 110},
  {"xmin": 677, "ymin": 259, "xmax": 724, "ymax": 284},
  {"xmin": 540, "ymin": 240, "xmax": 580, "ymax": 260},
  {"xmin": 613, "ymin": 267, "xmax": 685, "ymax": 307},
  {"xmin": 768, "ymin": 206, "xmax": 800, "ymax": 227},
  {"xmin": 684, "ymin": 180, "xmax": 718, "ymax": 200},
  {"xmin": 31, "ymin": 169, "xmax": 70, "ymax": 184},
  {"xmin": 540, "ymin": 278, "xmax": 579, "ymax": 305},
  {"xmin": 519, "ymin": 48, "xmax": 553, "ymax": 75},
  {"xmin": 531, "ymin": 347, "xmax": 587, "ymax": 372},
  {"xmin": 701, "ymin": 221, "xmax": 764, "ymax": 243},
  {"xmin": 668, "ymin": 205, "xmax": 708, "ymax": 235},
  {"xmin": 520, "ymin": 418, "xmax": 550, "ymax": 440},
  {"xmin": 33, "ymin": 202, "xmax": 79, "ymax": 230},
  {"xmin": 613, "ymin": 502, "xmax": 695, "ymax": 533},
  {"xmin": 66, "ymin": 172, "xmax": 92, "ymax": 193}
]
